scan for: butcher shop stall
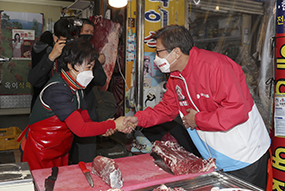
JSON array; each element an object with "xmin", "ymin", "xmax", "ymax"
[{"xmin": 0, "ymin": 0, "xmax": 276, "ymax": 190}]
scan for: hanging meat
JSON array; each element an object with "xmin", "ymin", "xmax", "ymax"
[
  {"xmin": 152, "ymin": 141, "xmax": 216, "ymax": 175},
  {"xmin": 91, "ymin": 156, "xmax": 123, "ymax": 188},
  {"xmin": 90, "ymin": 16, "xmax": 122, "ymax": 91}
]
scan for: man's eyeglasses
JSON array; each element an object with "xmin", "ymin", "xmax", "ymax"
[{"xmin": 156, "ymin": 49, "xmax": 169, "ymax": 55}]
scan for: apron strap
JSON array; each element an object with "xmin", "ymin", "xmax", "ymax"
[{"xmin": 17, "ymin": 125, "xmax": 30, "ymax": 142}]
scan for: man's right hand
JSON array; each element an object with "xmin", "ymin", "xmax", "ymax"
[
  {"xmin": 123, "ymin": 116, "xmax": 138, "ymax": 133},
  {"xmin": 48, "ymin": 39, "xmax": 66, "ymax": 61},
  {"xmin": 114, "ymin": 116, "xmax": 135, "ymax": 134}
]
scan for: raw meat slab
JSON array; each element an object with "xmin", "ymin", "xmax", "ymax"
[
  {"xmin": 91, "ymin": 156, "xmax": 123, "ymax": 188},
  {"xmin": 152, "ymin": 141, "xmax": 216, "ymax": 175}
]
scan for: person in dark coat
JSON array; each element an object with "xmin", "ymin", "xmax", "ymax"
[
  {"xmin": 28, "ymin": 18, "xmax": 74, "ymax": 107},
  {"xmin": 30, "ymin": 31, "xmax": 53, "ymax": 111}
]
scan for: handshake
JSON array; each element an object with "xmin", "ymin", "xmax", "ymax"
[{"xmin": 103, "ymin": 116, "xmax": 138, "ymax": 136}]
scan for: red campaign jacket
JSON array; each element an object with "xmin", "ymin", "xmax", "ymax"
[
  {"xmin": 135, "ymin": 46, "xmax": 254, "ymax": 131},
  {"xmin": 135, "ymin": 47, "xmax": 270, "ymax": 172}
]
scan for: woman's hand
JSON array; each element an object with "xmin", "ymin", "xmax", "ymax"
[
  {"xmin": 102, "ymin": 128, "xmax": 116, "ymax": 137},
  {"xmin": 114, "ymin": 116, "xmax": 126, "ymax": 132}
]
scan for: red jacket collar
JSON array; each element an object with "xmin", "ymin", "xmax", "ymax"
[{"xmin": 171, "ymin": 46, "xmax": 199, "ymax": 78}]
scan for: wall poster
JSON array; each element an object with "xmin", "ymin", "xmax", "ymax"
[
  {"xmin": 142, "ymin": 0, "xmax": 185, "ymax": 110},
  {"xmin": 12, "ymin": 29, "xmax": 35, "ymax": 59},
  {"xmin": 0, "ymin": 11, "xmax": 43, "ymax": 109},
  {"xmin": 125, "ymin": 0, "xmax": 186, "ymax": 115}
]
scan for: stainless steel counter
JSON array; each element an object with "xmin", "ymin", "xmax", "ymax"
[
  {"xmin": 0, "ymin": 162, "xmax": 34, "ymax": 191},
  {"xmin": 136, "ymin": 171, "xmax": 263, "ymax": 191}
]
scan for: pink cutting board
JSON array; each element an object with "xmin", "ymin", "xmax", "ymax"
[{"xmin": 32, "ymin": 153, "xmax": 214, "ymax": 191}]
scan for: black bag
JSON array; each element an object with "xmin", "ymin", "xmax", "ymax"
[{"xmin": 92, "ymin": 87, "xmax": 117, "ymax": 122}]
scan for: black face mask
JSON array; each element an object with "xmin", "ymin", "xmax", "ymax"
[{"xmin": 79, "ymin": 34, "xmax": 93, "ymax": 41}]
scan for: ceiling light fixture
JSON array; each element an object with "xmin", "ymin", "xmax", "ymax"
[
  {"xmin": 193, "ymin": 0, "xmax": 200, "ymax": 5},
  {"xmin": 108, "ymin": 0, "xmax": 128, "ymax": 8}
]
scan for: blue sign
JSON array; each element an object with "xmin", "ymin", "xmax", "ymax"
[{"xmin": 277, "ymin": 0, "xmax": 285, "ymax": 34}]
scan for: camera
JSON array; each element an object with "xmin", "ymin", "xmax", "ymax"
[
  {"xmin": 73, "ymin": 19, "xmax": 83, "ymax": 27},
  {"xmin": 65, "ymin": 38, "xmax": 74, "ymax": 43}
]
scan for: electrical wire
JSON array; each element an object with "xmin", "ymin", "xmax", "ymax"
[{"xmin": 117, "ymin": 56, "xmax": 130, "ymax": 91}]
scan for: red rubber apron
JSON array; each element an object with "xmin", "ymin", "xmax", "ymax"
[{"xmin": 18, "ymin": 114, "xmax": 74, "ymax": 170}]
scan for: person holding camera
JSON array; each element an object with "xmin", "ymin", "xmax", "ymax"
[{"xmin": 28, "ymin": 18, "xmax": 74, "ymax": 98}]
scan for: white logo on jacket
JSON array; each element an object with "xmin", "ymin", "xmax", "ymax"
[
  {"xmin": 176, "ymin": 85, "xmax": 189, "ymax": 106},
  {"xmin": 197, "ymin": 93, "xmax": 209, "ymax": 99}
]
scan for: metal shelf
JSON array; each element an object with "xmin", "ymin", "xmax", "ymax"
[
  {"xmin": 0, "ymin": 108, "xmax": 30, "ymax": 115},
  {"xmin": 194, "ymin": 35, "xmax": 242, "ymax": 44},
  {"xmin": 67, "ymin": 0, "xmax": 91, "ymax": 10}
]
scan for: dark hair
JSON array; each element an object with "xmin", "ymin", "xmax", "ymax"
[
  {"xmin": 81, "ymin": 18, "xmax": 95, "ymax": 28},
  {"xmin": 74, "ymin": 18, "xmax": 94, "ymax": 37},
  {"xmin": 14, "ymin": 33, "xmax": 20, "ymax": 42},
  {"xmin": 54, "ymin": 18, "xmax": 75, "ymax": 39},
  {"xmin": 152, "ymin": 25, "xmax": 194, "ymax": 55},
  {"xmin": 60, "ymin": 38, "xmax": 98, "ymax": 71},
  {"xmin": 40, "ymin": 31, "xmax": 53, "ymax": 47}
]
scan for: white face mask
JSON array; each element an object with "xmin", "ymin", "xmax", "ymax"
[
  {"xmin": 73, "ymin": 66, "xmax": 94, "ymax": 88},
  {"xmin": 154, "ymin": 49, "xmax": 177, "ymax": 73}
]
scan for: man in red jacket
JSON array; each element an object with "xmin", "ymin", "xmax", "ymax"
[{"xmin": 124, "ymin": 25, "xmax": 270, "ymax": 190}]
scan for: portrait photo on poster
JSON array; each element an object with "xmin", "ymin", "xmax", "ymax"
[{"xmin": 12, "ymin": 29, "xmax": 35, "ymax": 59}]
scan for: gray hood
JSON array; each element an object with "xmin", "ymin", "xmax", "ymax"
[{"xmin": 32, "ymin": 41, "xmax": 52, "ymax": 54}]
